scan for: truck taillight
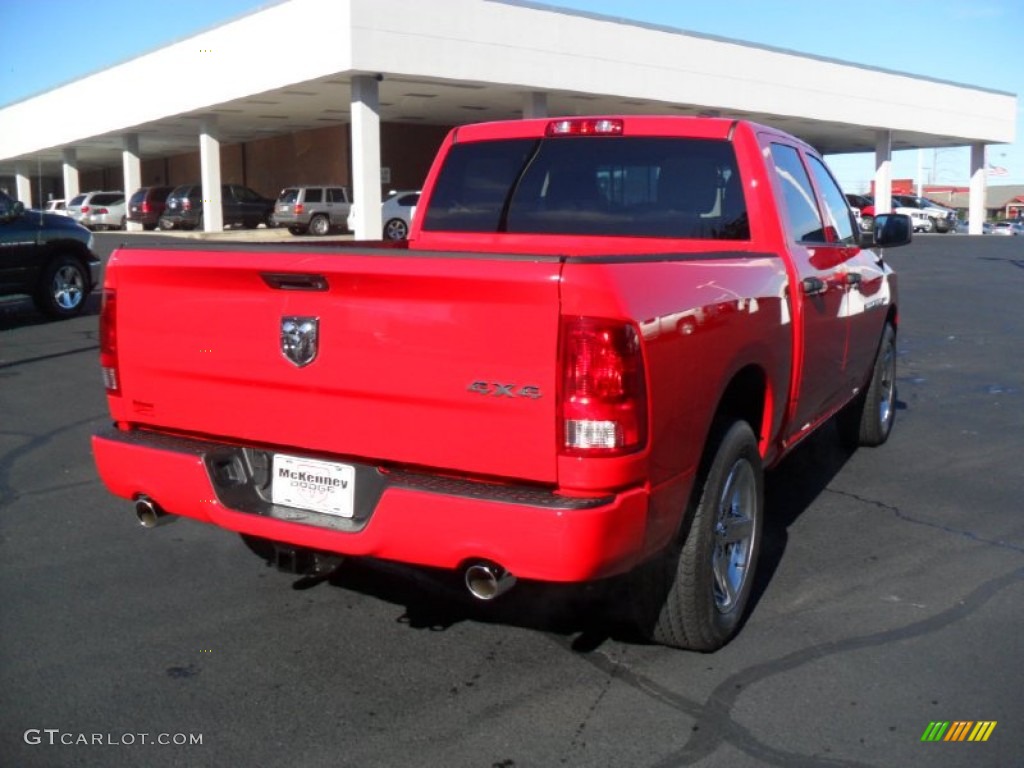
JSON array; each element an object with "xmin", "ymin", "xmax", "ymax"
[
  {"xmin": 294, "ymin": 203, "xmax": 304, "ymax": 214},
  {"xmin": 561, "ymin": 317, "xmax": 647, "ymax": 455},
  {"xmin": 100, "ymin": 289, "xmax": 120, "ymax": 395}
]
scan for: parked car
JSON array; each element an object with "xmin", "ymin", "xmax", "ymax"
[
  {"xmin": 45, "ymin": 199, "xmax": 68, "ymax": 216},
  {"xmin": 82, "ymin": 192, "xmax": 126, "ymax": 231},
  {"xmin": 272, "ymin": 185, "xmax": 351, "ymax": 235},
  {"xmin": 0, "ymin": 190, "xmax": 101, "ymax": 318},
  {"xmin": 127, "ymin": 186, "xmax": 174, "ymax": 230},
  {"xmin": 955, "ymin": 220, "xmax": 994, "ymax": 234},
  {"xmin": 159, "ymin": 184, "xmax": 274, "ymax": 230},
  {"xmin": 66, "ymin": 190, "xmax": 119, "ymax": 224},
  {"xmin": 65, "ymin": 192, "xmax": 90, "ymax": 222},
  {"xmin": 892, "ymin": 194, "xmax": 957, "ymax": 233},
  {"xmin": 347, "ymin": 189, "xmax": 421, "ymax": 240},
  {"xmin": 991, "ymin": 221, "xmax": 1022, "ymax": 236},
  {"xmin": 845, "ymin": 193, "xmax": 875, "ymax": 231}
]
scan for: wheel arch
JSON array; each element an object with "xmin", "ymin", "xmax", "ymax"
[
  {"xmin": 710, "ymin": 364, "xmax": 770, "ymax": 457},
  {"xmin": 40, "ymin": 238, "xmax": 95, "ymax": 278}
]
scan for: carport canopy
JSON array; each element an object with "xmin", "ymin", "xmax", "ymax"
[{"xmin": 0, "ymin": 0, "xmax": 1016, "ymax": 236}]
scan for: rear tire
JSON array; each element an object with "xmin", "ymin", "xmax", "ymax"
[
  {"xmin": 383, "ymin": 217, "xmax": 408, "ymax": 240},
  {"xmin": 308, "ymin": 214, "xmax": 330, "ymax": 236},
  {"xmin": 631, "ymin": 421, "xmax": 763, "ymax": 651}
]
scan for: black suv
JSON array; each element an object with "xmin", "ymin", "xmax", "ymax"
[
  {"xmin": 0, "ymin": 191, "xmax": 101, "ymax": 318},
  {"xmin": 159, "ymin": 183, "xmax": 275, "ymax": 230},
  {"xmin": 127, "ymin": 186, "xmax": 174, "ymax": 230}
]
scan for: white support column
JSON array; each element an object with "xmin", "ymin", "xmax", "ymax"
[
  {"xmin": 351, "ymin": 75, "xmax": 382, "ymax": 240},
  {"xmin": 199, "ymin": 117, "xmax": 223, "ymax": 232},
  {"xmin": 62, "ymin": 148, "xmax": 80, "ymax": 202},
  {"xmin": 122, "ymin": 134, "xmax": 143, "ymax": 232},
  {"xmin": 523, "ymin": 91, "xmax": 548, "ymax": 119},
  {"xmin": 968, "ymin": 143, "xmax": 986, "ymax": 236},
  {"xmin": 873, "ymin": 131, "xmax": 892, "ymax": 215},
  {"xmin": 15, "ymin": 167, "xmax": 32, "ymax": 206}
]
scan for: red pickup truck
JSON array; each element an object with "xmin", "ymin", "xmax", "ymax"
[{"xmin": 93, "ymin": 116, "xmax": 910, "ymax": 651}]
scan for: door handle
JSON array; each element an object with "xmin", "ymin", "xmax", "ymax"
[{"xmin": 801, "ymin": 276, "xmax": 828, "ymax": 296}]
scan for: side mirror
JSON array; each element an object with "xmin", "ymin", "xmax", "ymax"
[{"xmin": 861, "ymin": 213, "xmax": 912, "ymax": 248}]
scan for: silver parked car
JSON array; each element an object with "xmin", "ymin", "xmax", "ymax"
[
  {"xmin": 67, "ymin": 190, "xmax": 124, "ymax": 229},
  {"xmin": 82, "ymin": 192, "xmax": 126, "ymax": 231},
  {"xmin": 45, "ymin": 198, "xmax": 69, "ymax": 216},
  {"xmin": 272, "ymin": 185, "xmax": 351, "ymax": 236},
  {"xmin": 991, "ymin": 221, "xmax": 1023, "ymax": 236}
]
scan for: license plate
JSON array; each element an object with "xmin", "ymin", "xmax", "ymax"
[{"xmin": 271, "ymin": 454, "xmax": 355, "ymax": 518}]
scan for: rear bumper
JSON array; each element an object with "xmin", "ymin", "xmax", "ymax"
[
  {"xmin": 270, "ymin": 212, "xmax": 307, "ymax": 228},
  {"xmin": 160, "ymin": 211, "xmax": 200, "ymax": 228},
  {"xmin": 92, "ymin": 426, "xmax": 651, "ymax": 582}
]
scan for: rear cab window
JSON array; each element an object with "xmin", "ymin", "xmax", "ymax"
[{"xmin": 423, "ymin": 136, "xmax": 748, "ymax": 239}]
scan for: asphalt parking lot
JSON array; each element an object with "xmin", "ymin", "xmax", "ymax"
[{"xmin": 1, "ymin": 232, "xmax": 1022, "ymax": 768}]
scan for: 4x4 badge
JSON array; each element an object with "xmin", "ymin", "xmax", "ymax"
[{"xmin": 280, "ymin": 316, "xmax": 319, "ymax": 367}]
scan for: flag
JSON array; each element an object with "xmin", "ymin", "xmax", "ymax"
[{"xmin": 987, "ymin": 164, "xmax": 1009, "ymax": 176}]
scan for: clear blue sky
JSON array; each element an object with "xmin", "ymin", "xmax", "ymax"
[{"xmin": 1, "ymin": 0, "xmax": 1020, "ymax": 189}]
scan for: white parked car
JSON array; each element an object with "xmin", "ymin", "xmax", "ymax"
[
  {"xmin": 44, "ymin": 198, "xmax": 69, "ymax": 216},
  {"xmin": 66, "ymin": 190, "xmax": 124, "ymax": 228},
  {"xmin": 82, "ymin": 192, "xmax": 127, "ymax": 231},
  {"xmin": 347, "ymin": 190, "xmax": 421, "ymax": 240}
]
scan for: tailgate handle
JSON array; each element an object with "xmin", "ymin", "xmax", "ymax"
[{"xmin": 261, "ymin": 273, "xmax": 329, "ymax": 291}]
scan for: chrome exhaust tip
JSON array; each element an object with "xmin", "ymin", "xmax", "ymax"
[
  {"xmin": 134, "ymin": 496, "xmax": 175, "ymax": 528},
  {"xmin": 464, "ymin": 561, "xmax": 516, "ymax": 601}
]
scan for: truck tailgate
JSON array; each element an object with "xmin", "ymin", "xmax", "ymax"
[{"xmin": 106, "ymin": 246, "xmax": 562, "ymax": 483}]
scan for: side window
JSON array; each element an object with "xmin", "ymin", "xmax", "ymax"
[
  {"xmin": 807, "ymin": 155, "xmax": 857, "ymax": 245},
  {"xmin": 327, "ymin": 188, "xmax": 346, "ymax": 203},
  {"xmin": 304, "ymin": 188, "xmax": 323, "ymax": 204},
  {"xmin": 770, "ymin": 143, "xmax": 825, "ymax": 243}
]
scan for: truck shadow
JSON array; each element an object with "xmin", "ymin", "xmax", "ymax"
[
  {"xmin": 0, "ymin": 293, "xmax": 101, "ymax": 330},
  {"xmin": 308, "ymin": 419, "xmax": 887, "ymax": 652}
]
